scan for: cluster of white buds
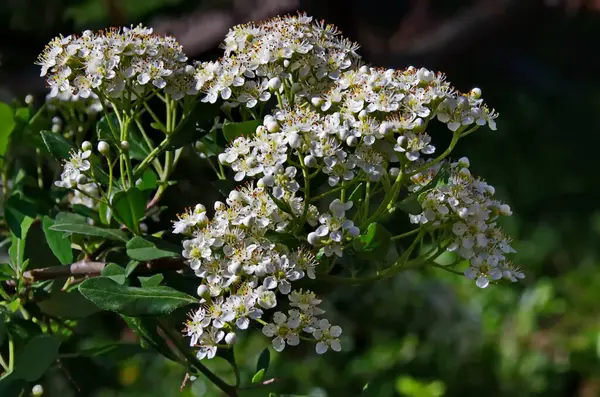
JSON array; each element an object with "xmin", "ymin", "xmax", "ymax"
[
  {"xmin": 37, "ymin": 25, "xmax": 194, "ymax": 100},
  {"xmin": 194, "ymin": 13, "xmax": 361, "ymax": 107},
  {"xmin": 45, "ymin": 90, "xmax": 103, "ymax": 115},
  {"xmin": 176, "ymin": 184, "xmax": 341, "ymax": 358},
  {"xmin": 408, "ymin": 158, "xmax": 522, "ymax": 288}
]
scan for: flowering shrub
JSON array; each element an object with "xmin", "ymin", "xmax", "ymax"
[{"xmin": 0, "ymin": 13, "xmax": 521, "ymax": 396}]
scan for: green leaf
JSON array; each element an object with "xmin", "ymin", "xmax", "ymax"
[
  {"xmin": 0, "ymin": 102, "xmax": 16, "ymax": 159},
  {"xmin": 0, "ymin": 311, "xmax": 6, "ymax": 346},
  {"xmin": 42, "ymin": 216, "xmax": 73, "ymax": 265},
  {"xmin": 101, "ymin": 263, "xmax": 127, "ymax": 285},
  {"xmin": 98, "ymin": 202, "xmax": 112, "ymax": 225},
  {"xmin": 0, "ymin": 264, "xmax": 13, "ymax": 282},
  {"xmin": 55, "ymin": 212, "xmax": 88, "ymax": 224},
  {"xmin": 112, "ymin": 187, "xmax": 146, "ymax": 232},
  {"xmin": 256, "ymin": 347, "xmax": 271, "ymax": 374},
  {"xmin": 223, "ymin": 119, "xmax": 261, "ymax": 142},
  {"xmin": 135, "ymin": 169, "xmax": 158, "ymax": 191},
  {"xmin": 138, "ymin": 274, "xmax": 164, "ymax": 287},
  {"xmin": 252, "ymin": 368, "xmax": 265, "ymax": 384},
  {"xmin": 353, "ymin": 223, "xmax": 393, "ymax": 260},
  {"xmin": 165, "ymin": 102, "xmax": 219, "ymax": 150},
  {"xmin": 49, "ymin": 223, "xmax": 128, "ymax": 242},
  {"xmin": 264, "ymin": 231, "xmax": 299, "ymax": 249},
  {"xmin": 78, "ymin": 277, "xmax": 197, "ymax": 316},
  {"xmin": 0, "ymin": 372, "xmax": 26, "ymax": 397},
  {"xmin": 37, "ymin": 290, "xmax": 100, "ymax": 319},
  {"xmin": 121, "ymin": 316, "xmax": 179, "ymax": 361},
  {"xmin": 126, "ymin": 236, "xmax": 180, "ymax": 261},
  {"xmin": 125, "ymin": 260, "xmax": 141, "ymax": 277},
  {"xmin": 13, "ymin": 335, "xmax": 61, "ymax": 381},
  {"xmin": 96, "ymin": 114, "xmax": 119, "ymax": 141},
  {"xmin": 4, "ymin": 194, "xmax": 36, "ymax": 238},
  {"xmin": 14, "ymin": 107, "xmax": 30, "ymax": 123},
  {"xmin": 40, "ymin": 130, "xmax": 74, "ymax": 161}
]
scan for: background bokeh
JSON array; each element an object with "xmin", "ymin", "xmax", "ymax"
[{"xmin": 1, "ymin": 1, "xmax": 599, "ymax": 396}]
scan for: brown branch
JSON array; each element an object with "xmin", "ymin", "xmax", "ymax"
[{"xmin": 22, "ymin": 257, "xmax": 186, "ymax": 283}]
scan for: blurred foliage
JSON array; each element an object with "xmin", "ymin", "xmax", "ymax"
[{"xmin": 1, "ymin": 1, "xmax": 600, "ymax": 396}]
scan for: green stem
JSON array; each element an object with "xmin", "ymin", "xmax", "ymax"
[
  {"xmin": 391, "ymin": 228, "xmax": 420, "ymax": 241},
  {"xmin": 8, "ymin": 335, "xmax": 14, "ymax": 371},
  {"xmin": 158, "ymin": 322, "xmax": 237, "ymax": 396},
  {"xmin": 363, "ymin": 181, "xmax": 370, "ymax": 221},
  {"xmin": 407, "ymin": 130, "xmax": 461, "ymax": 177},
  {"xmin": 310, "ymin": 185, "xmax": 345, "ymax": 202},
  {"xmin": 0, "ymin": 353, "xmax": 8, "ymax": 372},
  {"xmin": 134, "ymin": 118, "xmax": 163, "ymax": 175},
  {"xmin": 143, "ymin": 103, "xmax": 167, "ymax": 132}
]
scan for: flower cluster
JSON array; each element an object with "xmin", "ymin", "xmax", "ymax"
[
  {"xmin": 194, "ymin": 13, "xmax": 361, "ymax": 107},
  {"xmin": 37, "ymin": 25, "xmax": 193, "ymax": 99},
  {"xmin": 176, "ymin": 184, "xmax": 341, "ymax": 357},
  {"xmin": 409, "ymin": 158, "xmax": 522, "ymax": 288}
]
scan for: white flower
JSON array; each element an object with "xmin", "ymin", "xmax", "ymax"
[
  {"xmin": 55, "ymin": 149, "xmax": 91, "ymax": 188},
  {"xmin": 312, "ymin": 319, "xmax": 342, "ymax": 354},
  {"xmin": 196, "ymin": 328, "xmax": 225, "ymax": 360},
  {"xmin": 184, "ymin": 308, "xmax": 210, "ymax": 346},
  {"xmin": 262, "ymin": 311, "xmax": 301, "ymax": 352}
]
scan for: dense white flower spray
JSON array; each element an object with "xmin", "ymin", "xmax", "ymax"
[
  {"xmin": 174, "ymin": 13, "xmax": 513, "ymax": 360},
  {"xmin": 37, "ymin": 12, "xmax": 518, "ymax": 365}
]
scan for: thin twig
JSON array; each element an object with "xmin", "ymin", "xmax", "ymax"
[{"xmin": 22, "ymin": 257, "xmax": 186, "ymax": 282}]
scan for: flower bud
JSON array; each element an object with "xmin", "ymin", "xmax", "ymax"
[
  {"xmin": 311, "ymin": 97, "xmax": 323, "ymax": 108},
  {"xmin": 358, "ymin": 109, "xmax": 367, "ymax": 120},
  {"xmin": 52, "ymin": 116, "xmax": 61, "ymax": 125},
  {"xmin": 389, "ymin": 167, "xmax": 400, "ymax": 178},
  {"xmin": 304, "ymin": 155, "xmax": 317, "ymax": 168},
  {"xmin": 76, "ymin": 174, "xmax": 88, "ymax": 185},
  {"xmin": 346, "ymin": 136, "xmax": 358, "ymax": 146},
  {"xmin": 197, "ymin": 284, "xmax": 210, "ymax": 299},
  {"xmin": 194, "ymin": 204, "xmax": 206, "ymax": 213},
  {"xmin": 470, "ymin": 87, "xmax": 482, "ymax": 99},
  {"xmin": 194, "ymin": 140, "xmax": 206, "ymax": 152},
  {"xmin": 412, "ymin": 118, "xmax": 425, "ymax": 132},
  {"xmin": 214, "ymin": 201, "xmax": 225, "ymax": 211},
  {"xmin": 288, "ymin": 132, "xmax": 302, "ymax": 148},
  {"xmin": 485, "ymin": 185, "xmax": 495, "ymax": 195},
  {"xmin": 265, "ymin": 119, "xmax": 279, "ymax": 133},
  {"xmin": 499, "ymin": 204, "xmax": 512, "ymax": 216},
  {"xmin": 32, "ymin": 385, "xmax": 43, "ymax": 396},
  {"xmin": 458, "ymin": 167, "xmax": 471, "ymax": 179},
  {"xmin": 267, "ymin": 77, "xmax": 282, "ymax": 91},
  {"xmin": 81, "ymin": 141, "xmax": 92, "ymax": 151},
  {"xmin": 359, "ymin": 65, "xmax": 369, "ymax": 73},
  {"xmin": 120, "ymin": 141, "xmax": 130, "ymax": 152},
  {"xmin": 416, "ymin": 68, "xmax": 434, "ymax": 83},
  {"xmin": 225, "ymin": 332, "xmax": 237, "ymax": 345},
  {"xmin": 97, "ymin": 141, "xmax": 110, "ymax": 157},
  {"xmin": 457, "ymin": 157, "xmax": 470, "ymax": 168},
  {"xmin": 51, "ymin": 124, "xmax": 61, "ymax": 133},
  {"xmin": 25, "ymin": 95, "xmax": 34, "ymax": 105},
  {"xmin": 283, "ymin": 59, "xmax": 290, "ymax": 68}
]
